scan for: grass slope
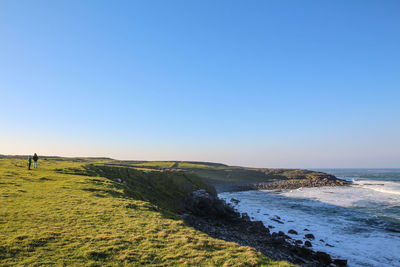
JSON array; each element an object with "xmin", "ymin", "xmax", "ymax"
[
  {"xmin": 103, "ymin": 160, "xmax": 333, "ymax": 184},
  {"xmin": 0, "ymin": 157, "xmax": 291, "ymax": 266}
]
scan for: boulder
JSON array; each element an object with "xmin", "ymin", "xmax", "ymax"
[
  {"xmin": 241, "ymin": 213, "xmax": 250, "ymax": 221},
  {"xmin": 304, "ymin": 241, "xmax": 312, "ymax": 247},
  {"xmin": 230, "ymin": 198, "xmax": 240, "ymax": 205},
  {"xmin": 305, "ymin": 233, "xmax": 315, "ymax": 240},
  {"xmin": 332, "ymin": 259, "xmax": 347, "ymax": 266},
  {"xmin": 295, "ymin": 246, "xmax": 312, "ymax": 257},
  {"xmin": 288, "ymin": 229, "xmax": 298, "ymax": 235},
  {"xmin": 316, "ymin": 251, "xmax": 331, "ymax": 265}
]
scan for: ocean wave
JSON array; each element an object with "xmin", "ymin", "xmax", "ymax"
[
  {"xmin": 219, "ymin": 188, "xmax": 400, "ymax": 267},
  {"xmin": 355, "ymin": 180, "xmax": 400, "ymax": 196}
]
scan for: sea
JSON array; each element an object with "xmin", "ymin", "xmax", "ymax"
[{"xmin": 219, "ymin": 169, "xmax": 400, "ymax": 267}]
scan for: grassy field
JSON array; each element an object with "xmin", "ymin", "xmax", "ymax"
[
  {"xmin": 102, "ymin": 159, "xmax": 332, "ymax": 184},
  {"xmin": 0, "ymin": 157, "xmax": 292, "ymax": 266}
]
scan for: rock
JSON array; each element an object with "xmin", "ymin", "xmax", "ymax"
[
  {"xmin": 230, "ymin": 198, "xmax": 240, "ymax": 205},
  {"xmin": 305, "ymin": 233, "xmax": 315, "ymax": 240},
  {"xmin": 274, "ymin": 215, "xmax": 281, "ymax": 220},
  {"xmin": 116, "ymin": 178, "xmax": 122, "ymax": 183},
  {"xmin": 248, "ymin": 221, "xmax": 269, "ymax": 233},
  {"xmin": 304, "ymin": 228, "xmax": 309, "ymax": 231},
  {"xmin": 180, "ymin": 213, "xmax": 189, "ymax": 219},
  {"xmin": 295, "ymin": 246, "xmax": 312, "ymax": 257},
  {"xmin": 241, "ymin": 213, "xmax": 250, "ymax": 221},
  {"xmin": 272, "ymin": 236, "xmax": 285, "ymax": 244},
  {"xmin": 183, "ymin": 189, "xmax": 339, "ymax": 267},
  {"xmin": 316, "ymin": 251, "xmax": 331, "ymax": 265},
  {"xmin": 332, "ymin": 259, "xmax": 347, "ymax": 266},
  {"xmin": 192, "ymin": 189, "xmax": 209, "ymax": 198},
  {"xmin": 319, "ymin": 239, "xmax": 325, "ymax": 242},
  {"xmin": 271, "ymin": 218, "xmax": 284, "ymax": 224},
  {"xmin": 325, "ymin": 243, "xmax": 334, "ymax": 247},
  {"xmin": 288, "ymin": 229, "xmax": 298, "ymax": 235}
]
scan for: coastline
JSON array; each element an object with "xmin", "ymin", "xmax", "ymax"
[
  {"xmin": 183, "ymin": 180, "xmax": 350, "ymax": 266},
  {"xmin": 212, "ymin": 176, "xmax": 351, "ymax": 193}
]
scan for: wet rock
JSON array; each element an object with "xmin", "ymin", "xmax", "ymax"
[
  {"xmin": 241, "ymin": 213, "xmax": 250, "ymax": 221},
  {"xmin": 304, "ymin": 228, "xmax": 309, "ymax": 231},
  {"xmin": 316, "ymin": 251, "xmax": 331, "ymax": 265},
  {"xmin": 295, "ymin": 246, "xmax": 312, "ymax": 257},
  {"xmin": 288, "ymin": 229, "xmax": 298, "ymax": 235},
  {"xmin": 319, "ymin": 239, "xmax": 325, "ymax": 242},
  {"xmin": 271, "ymin": 218, "xmax": 284, "ymax": 224},
  {"xmin": 274, "ymin": 215, "xmax": 281, "ymax": 220},
  {"xmin": 332, "ymin": 259, "xmax": 347, "ymax": 266},
  {"xmin": 305, "ymin": 233, "xmax": 315, "ymax": 240},
  {"xmin": 325, "ymin": 243, "xmax": 334, "ymax": 247},
  {"xmin": 304, "ymin": 241, "xmax": 312, "ymax": 247},
  {"xmin": 184, "ymin": 189, "xmax": 340, "ymax": 267},
  {"xmin": 268, "ymin": 225, "xmax": 275, "ymax": 229},
  {"xmin": 230, "ymin": 198, "xmax": 240, "ymax": 205}
]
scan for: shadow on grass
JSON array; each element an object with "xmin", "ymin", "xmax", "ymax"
[{"xmin": 82, "ymin": 187, "xmax": 125, "ymax": 198}]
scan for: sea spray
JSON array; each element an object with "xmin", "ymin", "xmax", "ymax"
[{"xmin": 219, "ymin": 177, "xmax": 400, "ymax": 267}]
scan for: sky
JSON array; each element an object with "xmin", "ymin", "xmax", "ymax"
[{"xmin": 1, "ymin": 0, "xmax": 399, "ymax": 168}]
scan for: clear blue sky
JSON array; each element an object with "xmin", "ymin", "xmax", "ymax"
[{"xmin": 1, "ymin": 0, "xmax": 399, "ymax": 168}]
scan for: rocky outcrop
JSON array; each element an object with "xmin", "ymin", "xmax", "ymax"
[
  {"xmin": 183, "ymin": 189, "xmax": 347, "ymax": 266},
  {"xmin": 238, "ymin": 176, "xmax": 350, "ymax": 191}
]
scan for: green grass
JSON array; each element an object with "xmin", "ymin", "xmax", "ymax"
[
  {"xmin": 0, "ymin": 157, "xmax": 292, "ymax": 266},
  {"xmin": 98, "ymin": 160, "xmax": 329, "ymax": 184}
]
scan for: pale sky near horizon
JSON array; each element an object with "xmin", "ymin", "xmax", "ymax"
[{"xmin": 1, "ymin": 0, "xmax": 399, "ymax": 168}]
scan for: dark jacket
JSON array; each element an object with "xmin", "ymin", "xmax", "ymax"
[{"xmin": 33, "ymin": 154, "xmax": 39, "ymax": 162}]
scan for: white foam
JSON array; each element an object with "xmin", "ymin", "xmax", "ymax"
[
  {"xmin": 355, "ymin": 180, "xmax": 400, "ymax": 196},
  {"xmin": 280, "ymin": 181, "xmax": 400, "ymax": 208},
  {"xmin": 219, "ymin": 186, "xmax": 400, "ymax": 267}
]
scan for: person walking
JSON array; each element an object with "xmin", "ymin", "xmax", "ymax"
[
  {"xmin": 33, "ymin": 153, "xmax": 39, "ymax": 168},
  {"xmin": 28, "ymin": 156, "xmax": 32, "ymax": 170}
]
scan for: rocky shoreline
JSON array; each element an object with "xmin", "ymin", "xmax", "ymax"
[
  {"xmin": 213, "ymin": 175, "xmax": 350, "ymax": 193},
  {"xmin": 183, "ymin": 184, "xmax": 349, "ymax": 266}
]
